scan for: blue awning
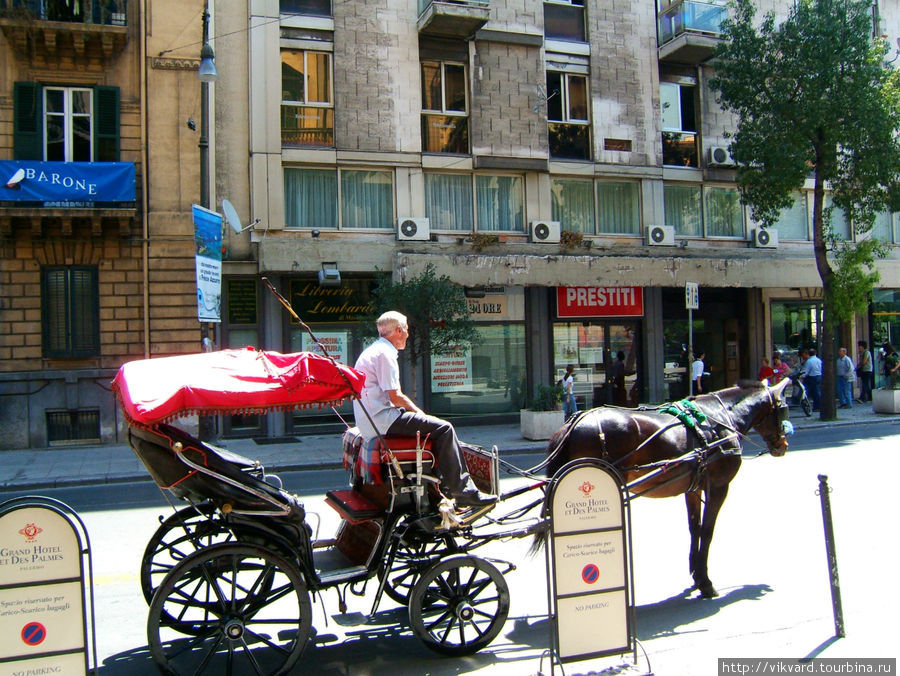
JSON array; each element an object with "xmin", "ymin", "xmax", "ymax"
[{"xmin": 0, "ymin": 160, "xmax": 135, "ymax": 207}]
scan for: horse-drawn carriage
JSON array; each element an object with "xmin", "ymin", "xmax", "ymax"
[{"xmin": 113, "ymin": 342, "xmax": 792, "ymax": 675}]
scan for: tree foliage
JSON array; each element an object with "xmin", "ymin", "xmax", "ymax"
[
  {"xmin": 709, "ymin": 0, "xmax": 900, "ymax": 418},
  {"xmin": 363, "ymin": 264, "xmax": 480, "ymax": 399}
]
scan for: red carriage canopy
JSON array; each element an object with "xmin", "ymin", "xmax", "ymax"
[{"xmin": 112, "ymin": 347, "xmax": 365, "ymax": 426}]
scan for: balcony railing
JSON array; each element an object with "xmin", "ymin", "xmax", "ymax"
[
  {"xmin": 658, "ymin": 0, "xmax": 726, "ymax": 45},
  {"xmin": 1, "ymin": 0, "xmax": 127, "ymax": 26}
]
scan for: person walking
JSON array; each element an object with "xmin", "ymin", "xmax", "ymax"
[
  {"xmin": 836, "ymin": 347, "xmax": 854, "ymax": 408},
  {"xmin": 856, "ymin": 341, "xmax": 873, "ymax": 402},
  {"xmin": 562, "ymin": 364, "xmax": 577, "ymax": 420},
  {"xmin": 802, "ymin": 348, "xmax": 823, "ymax": 411},
  {"xmin": 884, "ymin": 342, "xmax": 900, "ymax": 389},
  {"xmin": 691, "ymin": 350, "xmax": 706, "ymax": 394}
]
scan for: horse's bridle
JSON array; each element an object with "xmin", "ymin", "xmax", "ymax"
[{"xmin": 710, "ymin": 386, "xmax": 791, "ymax": 456}]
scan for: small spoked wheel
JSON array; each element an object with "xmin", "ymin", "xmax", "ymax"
[
  {"xmin": 801, "ymin": 397, "xmax": 812, "ymax": 417},
  {"xmin": 148, "ymin": 543, "xmax": 312, "ymax": 676},
  {"xmin": 379, "ymin": 533, "xmax": 458, "ymax": 605},
  {"xmin": 408, "ymin": 554, "xmax": 510, "ymax": 656}
]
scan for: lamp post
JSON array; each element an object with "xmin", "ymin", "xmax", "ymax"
[{"xmin": 198, "ymin": 4, "xmax": 218, "ymax": 441}]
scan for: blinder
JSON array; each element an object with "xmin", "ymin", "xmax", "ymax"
[{"xmin": 776, "ymin": 400, "xmax": 793, "ymax": 436}]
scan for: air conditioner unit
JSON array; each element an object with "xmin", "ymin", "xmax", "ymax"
[
  {"xmin": 645, "ymin": 225, "xmax": 676, "ymax": 246},
  {"xmin": 397, "ymin": 217, "xmax": 430, "ymax": 241},
  {"xmin": 707, "ymin": 145, "xmax": 734, "ymax": 167},
  {"xmin": 530, "ymin": 220, "xmax": 561, "ymax": 243},
  {"xmin": 751, "ymin": 228, "xmax": 778, "ymax": 248}
]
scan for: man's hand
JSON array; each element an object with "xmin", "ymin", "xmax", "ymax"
[{"xmin": 388, "ymin": 389, "xmax": 424, "ymax": 415}]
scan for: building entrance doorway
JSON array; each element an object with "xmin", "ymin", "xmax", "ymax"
[{"xmin": 552, "ymin": 321, "xmax": 641, "ymax": 409}]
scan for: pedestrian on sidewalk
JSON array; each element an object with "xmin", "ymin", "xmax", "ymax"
[
  {"xmin": 562, "ymin": 364, "xmax": 578, "ymax": 420},
  {"xmin": 836, "ymin": 347, "xmax": 854, "ymax": 408},
  {"xmin": 801, "ymin": 348, "xmax": 823, "ymax": 411},
  {"xmin": 856, "ymin": 341, "xmax": 873, "ymax": 402}
]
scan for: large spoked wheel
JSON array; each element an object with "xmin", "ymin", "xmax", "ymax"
[
  {"xmin": 148, "ymin": 543, "xmax": 312, "ymax": 676},
  {"xmin": 408, "ymin": 554, "xmax": 510, "ymax": 656},
  {"xmin": 379, "ymin": 533, "xmax": 458, "ymax": 605},
  {"xmin": 140, "ymin": 503, "xmax": 225, "ymax": 607}
]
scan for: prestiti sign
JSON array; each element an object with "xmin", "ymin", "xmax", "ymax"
[
  {"xmin": 0, "ymin": 499, "xmax": 94, "ymax": 676},
  {"xmin": 556, "ymin": 286, "xmax": 643, "ymax": 318}
]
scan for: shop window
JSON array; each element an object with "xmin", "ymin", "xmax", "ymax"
[
  {"xmin": 597, "ymin": 181, "xmax": 641, "ymax": 235},
  {"xmin": 660, "ymin": 82, "xmax": 697, "ymax": 168},
  {"xmin": 421, "ymin": 60, "xmax": 469, "ymax": 154},
  {"xmin": 281, "ymin": 50, "xmax": 333, "ymax": 147},
  {"xmin": 664, "ymin": 183, "xmax": 702, "ymax": 236},
  {"xmin": 14, "ymin": 82, "xmax": 120, "ymax": 161},
  {"xmin": 41, "ymin": 266, "xmax": 99, "ymax": 358},
  {"xmin": 547, "ymin": 70, "xmax": 591, "ymax": 161},
  {"xmin": 543, "ymin": 0, "xmax": 586, "ymax": 42},
  {"xmin": 430, "ymin": 324, "xmax": 527, "ymax": 416},
  {"xmin": 551, "ymin": 178, "xmax": 594, "ymax": 233},
  {"xmin": 424, "ymin": 173, "xmax": 524, "ymax": 232},
  {"xmin": 704, "ymin": 186, "xmax": 744, "ymax": 238},
  {"xmin": 771, "ymin": 301, "xmax": 820, "ymax": 368},
  {"xmin": 280, "ymin": 0, "xmax": 331, "ymax": 16},
  {"xmin": 284, "ymin": 168, "xmax": 393, "ymax": 229}
]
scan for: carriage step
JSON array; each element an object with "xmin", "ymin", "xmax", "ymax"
[
  {"xmin": 325, "ymin": 489, "xmax": 384, "ymax": 524},
  {"xmin": 316, "ymin": 565, "xmax": 369, "ymax": 586}
]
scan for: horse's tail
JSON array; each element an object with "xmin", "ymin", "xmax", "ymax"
[
  {"xmin": 528, "ymin": 423, "xmax": 574, "ymax": 556},
  {"xmin": 527, "ymin": 518, "xmax": 549, "ymax": 557}
]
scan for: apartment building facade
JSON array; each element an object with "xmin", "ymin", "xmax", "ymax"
[{"xmin": 2, "ymin": 0, "xmax": 899, "ymax": 448}]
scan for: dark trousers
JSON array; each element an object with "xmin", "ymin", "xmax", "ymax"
[
  {"xmin": 386, "ymin": 410, "xmax": 473, "ymax": 495},
  {"xmin": 859, "ymin": 371, "xmax": 874, "ymax": 401},
  {"xmin": 806, "ymin": 375, "xmax": 822, "ymax": 410}
]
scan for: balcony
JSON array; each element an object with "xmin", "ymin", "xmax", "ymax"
[
  {"xmin": 417, "ymin": 0, "xmax": 489, "ymax": 40},
  {"xmin": 0, "ymin": 0, "xmax": 128, "ymax": 64},
  {"xmin": 657, "ymin": 0, "xmax": 726, "ymax": 65}
]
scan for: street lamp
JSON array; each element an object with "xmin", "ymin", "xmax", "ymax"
[{"xmin": 198, "ymin": 5, "xmax": 218, "ymax": 441}]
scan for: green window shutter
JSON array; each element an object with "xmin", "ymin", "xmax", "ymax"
[
  {"xmin": 94, "ymin": 85, "xmax": 120, "ymax": 161},
  {"xmin": 13, "ymin": 81, "xmax": 42, "ymax": 160}
]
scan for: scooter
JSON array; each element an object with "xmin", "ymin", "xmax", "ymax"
[{"xmin": 787, "ymin": 369, "xmax": 813, "ymax": 417}]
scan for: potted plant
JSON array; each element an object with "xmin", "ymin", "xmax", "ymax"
[
  {"xmin": 872, "ymin": 370, "xmax": 900, "ymax": 414},
  {"xmin": 520, "ymin": 383, "xmax": 565, "ymax": 440}
]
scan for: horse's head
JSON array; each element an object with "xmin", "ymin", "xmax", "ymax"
[{"xmin": 754, "ymin": 378, "xmax": 791, "ymax": 456}]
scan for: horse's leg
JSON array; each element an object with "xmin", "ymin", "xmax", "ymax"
[
  {"xmin": 684, "ymin": 490, "xmax": 702, "ymax": 591},
  {"xmin": 693, "ymin": 482, "xmax": 730, "ymax": 598}
]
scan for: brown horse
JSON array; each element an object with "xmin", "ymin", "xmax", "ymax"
[{"xmin": 542, "ymin": 378, "xmax": 791, "ymax": 598}]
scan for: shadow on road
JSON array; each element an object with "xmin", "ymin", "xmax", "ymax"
[{"xmin": 635, "ymin": 583, "xmax": 773, "ymax": 639}]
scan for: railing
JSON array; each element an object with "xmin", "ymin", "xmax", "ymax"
[
  {"xmin": 658, "ymin": 0, "xmax": 726, "ymax": 45},
  {"xmin": 418, "ymin": 0, "xmax": 489, "ymax": 15},
  {"xmin": 1, "ymin": 0, "xmax": 127, "ymax": 26}
]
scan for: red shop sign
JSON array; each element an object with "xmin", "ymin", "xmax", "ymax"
[{"xmin": 557, "ymin": 286, "xmax": 644, "ymax": 318}]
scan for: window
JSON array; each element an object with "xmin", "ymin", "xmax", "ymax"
[
  {"xmin": 547, "ymin": 70, "xmax": 590, "ymax": 160},
  {"xmin": 660, "ymin": 82, "xmax": 697, "ymax": 167},
  {"xmin": 284, "ymin": 167, "xmax": 394, "ymax": 229},
  {"xmin": 704, "ymin": 186, "xmax": 744, "ymax": 237},
  {"xmin": 544, "ymin": 0, "xmax": 586, "ymax": 42},
  {"xmin": 774, "ymin": 192, "xmax": 809, "ymax": 240},
  {"xmin": 597, "ymin": 181, "xmax": 641, "ymax": 234},
  {"xmin": 551, "ymin": 178, "xmax": 594, "ymax": 233},
  {"xmin": 281, "ymin": 50, "xmax": 333, "ymax": 147},
  {"xmin": 424, "ymin": 173, "xmax": 524, "ymax": 232},
  {"xmin": 42, "ymin": 266, "xmax": 99, "ymax": 358},
  {"xmin": 280, "ymin": 0, "xmax": 331, "ymax": 16},
  {"xmin": 421, "ymin": 61, "xmax": 469, "ymax": 154},
  {"xmin": 870, "ymin": 212, "xmax": 896, "ymax": 243},
  {"xmin": 13, "ymin": 82, "xmax": 120, "ymax": 161},
  {"xmin": 822, "ymin": 194, "xmax": 851, "ymax": 240},
  {"xmin": 664, "ymin": 183, "xmax": 702, "ymax": 236}
]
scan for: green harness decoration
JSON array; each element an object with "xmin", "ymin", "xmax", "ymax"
[{"xmin": 657, "ymin": 399, "xmax": 708, "ymax": 430}]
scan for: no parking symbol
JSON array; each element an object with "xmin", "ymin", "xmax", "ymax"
[
  {"xmin": 21, "ymin": 621, "xmax": 47, "ymax": 646},
  {"xmin": 581, "ymin": 564, "xmax": 599, "ymax": 584}
]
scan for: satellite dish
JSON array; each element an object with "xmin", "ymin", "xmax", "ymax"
[
  {"xmin": 5, "ymin": 168, "xmax": 25, "ymax": 189},
  {"xmin": 222, "ymin": 199, "xmax": 244, "ymax": 234}
]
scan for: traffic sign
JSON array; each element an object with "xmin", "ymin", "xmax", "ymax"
[{"xmin": 685, "ymin": 282, "xmax": 699, "ymax": 310}]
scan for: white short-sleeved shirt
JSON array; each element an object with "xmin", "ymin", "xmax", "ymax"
[
  {"xmin": 691, "ymin": 358, "xmax": 705, "ymax": 382},
  {"xmin": 352, "ymin": 337, "xmax": 403, "ymax": 441}
]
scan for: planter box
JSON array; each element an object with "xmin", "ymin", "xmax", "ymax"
[
  {"xmin": 520, "ymin": 408, "xmax": 564, "ymax": 440},
  {"xmin": 872, "ymin": 388, "xmax": 900, "ymax": 414}
]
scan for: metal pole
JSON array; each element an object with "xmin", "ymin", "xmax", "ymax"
[
  {"xmin": 817, "ymin": 474, "xmax": 845, "ymax": 638},
  {"xmin": 688, "ymin": 308, "xmax": 694, "ymax": 397}
]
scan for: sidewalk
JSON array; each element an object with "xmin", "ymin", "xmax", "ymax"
[{"xmin": 1, "ymin": 403, "xmax": 896, "ymax": 492}]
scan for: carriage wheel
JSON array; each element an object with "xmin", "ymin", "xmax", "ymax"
[
  {"xmin": 378, "ymin": 533, "xmax": 458, "ymax": 605},
  {"xmin": 148, "ymin": 543, "xmax": 312, "ymax": 676},
  {"xmin": 408, "ymin": 554, "xmax": 509, "ymax": 656},
  {"xmin": 140, "ymin": 503, "xmax": 225, "ymax": 607}
]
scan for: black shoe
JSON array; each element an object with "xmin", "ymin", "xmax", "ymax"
[{"xmin": 452, "ymin": 490, "xmax": 498, "ymax": 508}]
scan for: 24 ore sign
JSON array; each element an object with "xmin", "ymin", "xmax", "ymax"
[{"xmin": 0, "ymin": 499, "xmax": 95, "ymax": 676}]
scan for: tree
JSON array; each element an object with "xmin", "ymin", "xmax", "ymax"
[
  {"xmin": 709, "ymin": 0, "xmax": 900, "ymax": 419},
  {"xmin": 363, "ymin": 264, "xmax": 480, "ymax": 400}
]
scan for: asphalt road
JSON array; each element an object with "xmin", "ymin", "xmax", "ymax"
[{"xmin": 2, "ymin": 425, "xmax": 897, "ymax": 676}]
